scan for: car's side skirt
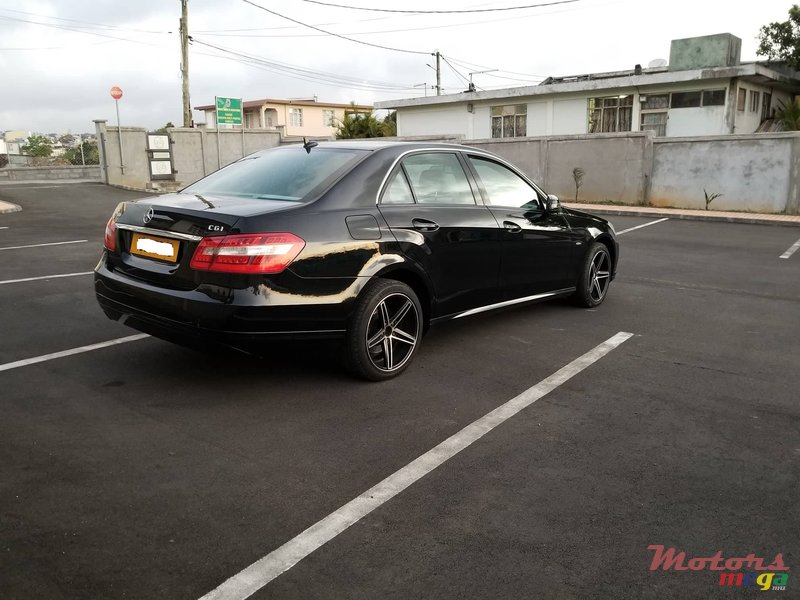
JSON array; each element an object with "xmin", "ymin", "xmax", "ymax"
[{"xmin": 436, "ymin": 287, "xmax": 576, "ymax": 323}]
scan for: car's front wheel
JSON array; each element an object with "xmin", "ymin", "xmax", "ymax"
[
  {"xmin": 345, "ymin": 279, "xmax": 423, "ymax": 381},
  {"xmin": 574, "ymin": 242, "xmax": 612, "ymax": 307}
]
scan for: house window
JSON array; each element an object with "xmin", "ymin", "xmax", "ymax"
[
  {"xmin": 702, "ymin": 90, "xmax": 725, "ymax": 106},
  {"xmin": 737, "ymin": 89, "xmax": 747, "ymax": 111},
  {"xmin": 641, "ymin": 112, "xmax": 668, "ymax": 137},
  {"xmin": 671, "ymin": 92, "xmax": 701, "ymax": 108},
  {"xmin": 289, "ymin": 108, "xmax": 303, "ymax": 127},
  {"xmin": 588, "ymin": 95, "xmax": 633, "ymax": 133},
  {"xmin": 491, "ymin": 105, "xmax": 527, "ymax": 138},
  {"xmin": 323, "ymin": 109, "xmax": 336, "ymax": 127},
  {"xmin": 762, "ymin": 93, "xmax": 772, "ymax": 121},
  {"xmin": 670, "ymin": 90, "xmax": 725, "ymax": 109},
  {"xmin": 750, "ymin": 91, "xmax": 760, "ymax": 112}
]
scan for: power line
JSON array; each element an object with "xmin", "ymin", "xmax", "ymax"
[
  {"xmin": 191, "ymin": 37, "xmax": 417, "ymax": 92},
  {"xmin": 298, "ymin": 0, "xmax": 580, "ymax": 13},
  {"xmin": 240, "ymin": 0, "xmax": 429, "ymax": 55},
  {"xmin": 0, "ymin": 7, "xmax": 170, "ymax": 34},
  {"xmin": 0, "ymin": 14, "xmax": 169, "ymax": 47}
]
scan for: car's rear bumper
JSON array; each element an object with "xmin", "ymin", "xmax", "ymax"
[{"xmin": 94, "ymin": 261, "xmax": 356, "ymax": 348}]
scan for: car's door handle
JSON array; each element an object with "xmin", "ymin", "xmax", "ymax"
[
  {"xmin": 411, "ymin": 218, "xmax": 440, "ymax": 232},
  {"xmin": 503, "ymin": 221, "xmax": 522, "ymax": 233}
]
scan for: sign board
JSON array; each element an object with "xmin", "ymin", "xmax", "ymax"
[
  {"xmin": 215, "ymin": 96, "xmax": 242, "ymax": 126},
  {"xmin": 110, "ymin": 86, "xmax": 123, "ymax": 100},
  {"xmin": 146, "ymin": 133, "xmax": 174, "ymax": 181}
]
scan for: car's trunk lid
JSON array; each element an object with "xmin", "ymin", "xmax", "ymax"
[{"xmin": 109, "ymin": 192, "xmax": 299, "ymax": 289}]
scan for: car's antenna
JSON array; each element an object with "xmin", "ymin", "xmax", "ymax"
[{"xmin": 303, "ymin": 137, "xmax": 318, "ymax": 154}]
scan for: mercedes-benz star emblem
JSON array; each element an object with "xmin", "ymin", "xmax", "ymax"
[{"xmin": 143, "ymin": 208, "xmax": 154, "ymax": 224}]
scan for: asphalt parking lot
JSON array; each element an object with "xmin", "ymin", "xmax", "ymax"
[{"xmin": 1, "ymin": 181, "xmax": 798, "ymax": 599}]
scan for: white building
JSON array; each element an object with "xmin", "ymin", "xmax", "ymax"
[{"xmin": 376, "ymin": 34, "xmax": 800, "ymax": 139}]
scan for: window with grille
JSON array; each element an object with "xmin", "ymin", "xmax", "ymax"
[
  {"xmin": 491, "ymin": 105, "xmax": 527, "ymax": 138},
  {"xmin": 323, "ymin": 109, "xmax": 336, "ymax": 127},
  {"xmin": 588, "ymin": 96, "xmax": 633, "ymax": 133},
  {"xmin": 289, "ymin": 108, "xmax": 303, "ymax": 127}
]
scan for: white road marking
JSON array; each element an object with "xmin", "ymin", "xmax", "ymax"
[
  {"xmin": 0, "ymin": 239, "xmax": 88, "ymax": 251},
  {"xmin": 616, "ymin": 218, "xmax": 669, "ymax": 235},
  {"xmin": 200, "ymin": 331, "xmax": 635, "ymax": 600},
  {"xmin": 0, "ymin": 227, "xmax": 9, "ymax": 230},
  {"xmin": 0, "ymin": 334, "xmax": 150, "ymax": 373},
  {"xmin": 0, "ymin": 271, "xmax": 93, "ymax": 286},
  {"xmin": 779, "ymin": 237, "xmax": 800, "ymax": 260}
]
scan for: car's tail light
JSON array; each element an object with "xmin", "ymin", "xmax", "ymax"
[
  {"xmin": 103, "ymin": 217, "xmax": 117, "ymax": 252},
  {"xmin": 190, "ymin": 232, "xmax": 305, "ymax": 274}
]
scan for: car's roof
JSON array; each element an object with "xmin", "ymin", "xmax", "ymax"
[{"xmin": 283, "ymin": 140, "xmax": 477, "ymax": 152}]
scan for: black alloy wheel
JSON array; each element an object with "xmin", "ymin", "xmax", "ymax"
[
  {"xmin": 345, "ymin": 279, "xmax": 423, "ymax": 381},
  {"xmin": 575, "ymin": 242, "xmax": 612, "ymax": 307}
]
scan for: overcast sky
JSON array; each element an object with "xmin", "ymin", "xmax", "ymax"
[{"xmin": 0, "ymin": 0, "xmax": 792, "ymax": 134}]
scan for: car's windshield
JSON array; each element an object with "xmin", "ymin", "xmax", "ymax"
[{"xmin": 182, "ymin": 147, "xmax": 368, "ymax": 201}]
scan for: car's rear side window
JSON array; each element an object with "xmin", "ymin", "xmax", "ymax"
[
  {"xmin": 381, "ymin": 169, "xmax": 415, "ymax": 204},
  {"xmin": 401, "ymin": 153, "xmax": 475, "ymax": 205}
]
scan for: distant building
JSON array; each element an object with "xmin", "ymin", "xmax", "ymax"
[
  {"xmin": 3, "ymin": 130, "xmax": 30, "ymax": 143},
  {"xmin": 194, "ymin": 97, "xmax": 373, "ymax": 137},
  {"xmin": 376, "ymin": 34, "xmax": 800, "ymax": 139}
]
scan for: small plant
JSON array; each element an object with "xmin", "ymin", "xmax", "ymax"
[
  {"xmin": 704, "ymin": 189, "xmax": 722, "ymax": 210},
  {"xmin": 573, "ymin": 167, "xmax": 585, "ymax": 202}
]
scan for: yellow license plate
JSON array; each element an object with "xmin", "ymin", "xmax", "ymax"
[{"xmin": 130, "ymin": 232, "xmax": 180, "ymax": 263}]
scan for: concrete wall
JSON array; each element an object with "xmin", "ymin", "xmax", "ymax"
[
  {"xmin": 466, "ymin": 132, "xmax": 652, "ymax": 205},
  {"xmin": 0, "ymin": 165, "xmax": 100, "ymax": 181},
  {"xmin": 455, "ymin": 131, "xmax": 800, "ymax": 214},
  {"xmin": 650, "ymin": 133, "xmax": 800, "ymax": 213},
  {"xmin": 95, "ymin": 120, "xmax": 281, "ymax": 192}
]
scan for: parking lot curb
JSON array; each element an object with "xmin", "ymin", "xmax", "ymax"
[
  {"xmin": 0, "ymin": 200, "xmax": 22, "ymax": 214},
  {"xmin": 563, "ymin": 204, "xmax": 800, "ymax": 228}
]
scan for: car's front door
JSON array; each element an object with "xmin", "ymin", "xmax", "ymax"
[
  {"xmin": 465, "ymin": 154, "xmax": 578, "ymax": 298},
  {"xmin": 377, "ymin": 151, "xmax": 502, "ymax": 319}
]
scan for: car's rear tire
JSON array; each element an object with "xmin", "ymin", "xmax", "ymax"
[
  {"xmin": 574, "ymin": 242, "xmax": 612, "ymax": 308},
  {"xmin": 345, "ymin": 279, "xmax": 423, "ymax": 381}
]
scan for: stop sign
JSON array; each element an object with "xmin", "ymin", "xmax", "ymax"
[{"xmin": 110, "ymin": 86, "xmax": 123, "ymax": 100}]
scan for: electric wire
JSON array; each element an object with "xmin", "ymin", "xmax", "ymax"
[{"xmin": 298, "ymin": 0, "xmax": 580, "ymax": 13}]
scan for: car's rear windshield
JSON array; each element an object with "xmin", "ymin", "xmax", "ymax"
[{"xmin": 182, "ymin": 147, "xmax": 369, "ymax": 201}]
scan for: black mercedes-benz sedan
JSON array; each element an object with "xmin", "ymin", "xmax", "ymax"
[{"xmin": 95, "ymin": 141, "xmax": 618, "ymax": 380}]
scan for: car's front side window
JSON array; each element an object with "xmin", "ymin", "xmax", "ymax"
[
  {"xmin": 401, "ymin": 153, "xmax": 475, "ymax": 205},
  {"xmin": 468, "ymin": 155, "xmax": 542, "ymax": 209}
]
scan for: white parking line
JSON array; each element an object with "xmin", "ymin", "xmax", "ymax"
[
  {"xmin": 0, "ymin": 239, "xmax": 88, "ymax": 251},
  {"xmin": 200, "ymin": 331, "xmax": 635, "ymax": 600},
  {"xmin": 616, "ymin": 218, "xmax": 669, "ymax": 235},
  {"xmin": 0, "ymin": 334, "xmax": 150, "ymax": 373},
  {"xmin": 0, "ymin": 226, "xmax": 9, "ymax": 230},
  {"xmin": 779, "ymin": 237, "xmax": 800, "ymax": 260},
  {"xmin": 0, "ymin": 271, "xmax": 93, "ymax": 286}
]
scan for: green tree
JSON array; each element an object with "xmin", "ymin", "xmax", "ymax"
[
  {"xmin": 156, "ymin": 122, "xmax": 175, "ymax": 134},
  {"xmin": 776, "ymin": 98, "xmax": 800, "ymax": 130},
  {"xmin": 21, "ymin": 134, "xmax": 53, "ymax": 157},
  {"xmin": 757, "ymin": 5, "xmax": 800, "ymax": 68},
  {"xmin": 335, "ymin": 108, "xmax": 397, "ymax": 139},
  {"xmin": 62, "ymin": 141, "xmax": 100, "ymax": 165},
  {"xmin": 59, "ymin": 133, "xmax": 76, "ymax": 146}
]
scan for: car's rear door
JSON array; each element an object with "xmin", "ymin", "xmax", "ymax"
[
  {"xmin": 465, "ymin": 154, "xmax": 578, "ymax": 298},
  {"xmin": 377, "ymin": 151, "xmax": 502, "ymax": 319}
]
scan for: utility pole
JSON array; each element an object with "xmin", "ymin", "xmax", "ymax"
[
  {"xmin": 435, "ymin": 51, "xmax": 441, "ymax": 96},
  {"xmin": 180, "ymin": 0, "xmax": 191, "ymax": 128}
]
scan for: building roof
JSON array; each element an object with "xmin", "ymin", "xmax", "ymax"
[
  {"xmin": 375, "ymin": 62, "xmax": 800, "ymax": 110},
  {"xmin": 194, "ymin": 98, "xmax": 373, "ymax": 111}
]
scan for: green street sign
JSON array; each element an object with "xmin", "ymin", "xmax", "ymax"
[{"xmin": 215, "ymin": 96, "xmax": 242, "ymax": 126}]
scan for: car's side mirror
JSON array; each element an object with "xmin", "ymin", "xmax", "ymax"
[{"xmin": 546, "ymin": 194, "xmax": 560, "ymax": 212}]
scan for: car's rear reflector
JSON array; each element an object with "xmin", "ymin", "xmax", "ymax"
[
  {"xmin": 190, "ymin": 232, "xmax": 305, "ymax": 274},
  {"xmin": 103, "ymin": 217, "xmax": 117, "ymax": 252}
]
